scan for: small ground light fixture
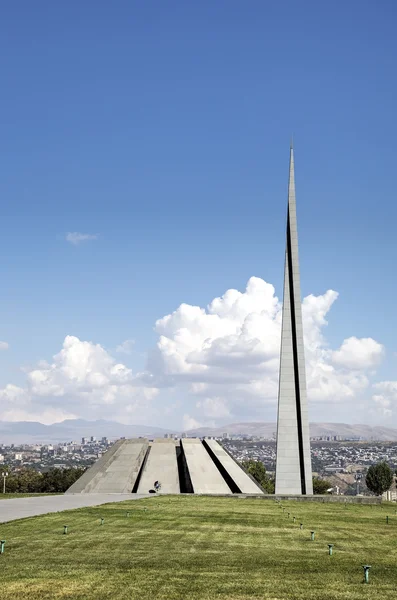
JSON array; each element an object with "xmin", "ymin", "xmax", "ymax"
[
  {"xmin": 328, "ymin": 544, "xmax": 334, "ymax": 556},
  {"xmin": 311, "ymin": 531, "xmax": 315, "ymax": 541},
  {"xmin": 362, "ymin": 565, "xmax": 371, "ymax": 584},
  {"xmin": 100, "ymin": 518, "xmax": 104, "ymax": 525},
  {"xmin": 0, "ymin": 540, "xmax": 5, "ymax": 554},
  {"xmin": 63, "ymin": 525, "xmax": 68, "ymax": 535}
]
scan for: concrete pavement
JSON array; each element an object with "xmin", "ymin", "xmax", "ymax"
[{"xmin": 0, "ymin": 493, "xmax": 151, "ymax": 523}]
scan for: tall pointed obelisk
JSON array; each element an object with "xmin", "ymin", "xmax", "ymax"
[{"xmin": 275, "ymin": 144, "xmax": 313, "ymax": 495}]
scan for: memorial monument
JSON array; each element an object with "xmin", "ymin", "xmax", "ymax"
[{"xmin": 275, "ymin": 145, "xmax": 313, "ymax": 495}]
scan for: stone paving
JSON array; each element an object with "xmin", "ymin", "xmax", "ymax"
[{"xmin": 0, "ymin": 493, "xmax": 151, "ymax": 523}]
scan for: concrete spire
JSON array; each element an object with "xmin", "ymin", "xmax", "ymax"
[{"xmin": 275, "ymin": 146, "xmax": 313, "ymax": 495}]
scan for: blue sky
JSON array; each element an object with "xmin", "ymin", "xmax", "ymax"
[{"xmin": 0, "ymin": 1, "xmax": 396, "ymax": 428}]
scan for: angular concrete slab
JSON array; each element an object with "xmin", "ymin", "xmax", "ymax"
[
  {"xmin": 181, "ymin": 439, "xmax": 231, "ymax": 494},
  {"xmin": 66, "ymin": 439, "xmax": 148, "ymax": 494},
  {"xmin": 137, "ymin": 439, "xmax": 180, "ymax": 494},
  {"xmin": 204, "ymin": 440, "xmax": 264, "ymax": 494}
]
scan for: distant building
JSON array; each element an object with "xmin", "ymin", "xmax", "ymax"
[
  {"xmin": 90, "ymin": 436, "xmax": 96, "ymax": 443},
  {"xmin": 81, "ymin": 437, "xmax": 87, "ymax": 445}
]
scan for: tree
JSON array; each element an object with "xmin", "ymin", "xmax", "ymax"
[
  {"xmin": 16, "ymin": 469, "xmax": 43, "ymax": 493},
  {"xmin": 1, "ymin": 466, "xmax": 86, "ymax": 494},
  {"xmin": 241, "ymin": 460, "xmax": 275, "ymax": 493},
  {"xmin": 312, "ymin": 477, "xmax": 332, "ymax": 495},
  {"xmin": 41, "ymin": 467, "xmax": 86, "ymax": 493},
  {"xmin": 366, "ymin": 462, "xmax": 393, "ymax": 496}
]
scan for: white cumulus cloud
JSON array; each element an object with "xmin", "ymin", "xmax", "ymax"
[
  {"xmin": 143, "ymin": 277, "xmax": 384, "ymax": 424},
  {"xmin": 66, "ymin": 232, "xmax": 98, "ymax": 245},
  {"xmin": 372, "ymin": 381, "xmax": 397, "ymax": 417},
  {"xmin": 0, "ymin": 336, "xmax": 158, "ymax": 425},
  {"xmin": 0, "ymin": 341, "xmax": 9, "ymax": 350},
  {"xmin": 182, "ymin": 414, "xmax": 202, "ymax": 431},
  {"xmin": 331, "ymin": 337, "xmax": 384, "ymax": 370},
  {"xmin": 115, "ymin": 339, "xmax": 135, "ymax": 355},
  {"xmin": 0, "ymin": 277, "xmax": 387, "ymax": 427}
]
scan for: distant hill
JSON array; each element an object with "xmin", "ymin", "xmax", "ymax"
[
  {"xmin": 186, "ymin": 422, "xmax": 397, "ymax": 441},
  {"xmin": 1, "ymin": 419, "xmax": 397, "ymax": 445},
  {"xmin": 0, "ymin": 419, "xmax": 168, "ymax": 444}
]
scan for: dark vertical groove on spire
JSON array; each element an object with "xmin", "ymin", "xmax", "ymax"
[{"xmin": 286, "ymin": 210, "xmax": 306, "ymax": 495}]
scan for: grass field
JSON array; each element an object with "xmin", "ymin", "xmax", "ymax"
[
  {"xmin": 0, "ymin": 493, "xmax": 62, "ymax": 500},
  {"xmin": 1, "ymin": 495, "xmax": 396, "ymax": 600}
]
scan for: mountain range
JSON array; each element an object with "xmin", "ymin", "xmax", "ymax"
[
  {"xmin": 1, "ymin": 419, "xmax": 397, "ymax": 444},
  {"xmin": 0, "ymin": 419, "xmax": 167, "ymax": 444},
  {"xmin": 187, "ymin": 422, "xmax": 397, "ymax": 441}
]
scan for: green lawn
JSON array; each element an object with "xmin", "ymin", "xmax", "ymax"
[
  {"xmin": 0, "ymin": 493, "xmax": 62, "ymax": 500},
  {"xmin": 1, "ymin": 496, "xmax": 396, "ymax": 600}
]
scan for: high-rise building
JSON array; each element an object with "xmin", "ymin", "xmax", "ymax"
[{"xmin": 275, "ymin": 145, "xmax": 313, "ymax": 495}]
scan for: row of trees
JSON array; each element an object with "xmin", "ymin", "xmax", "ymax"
[
  {"xmin": 2, "ymin": 467, "xmax": 86, "ymax": 494},
  {"xmin": 241, "ymin": 459, "xmax": 396, "ymax": 496},
  {"xmin": 241, "ymin": 459, "xmax": 333, "ymax": 494},
  {"xmin": 3, "ymin": 459, "xmax": 395, "ymax": 496},
  {"xmin": 241, "ymin": 460, "xmax": 275, "ymax": 493}
]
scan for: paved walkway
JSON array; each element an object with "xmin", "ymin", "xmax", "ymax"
[{"xmin": 0, "ymin": 494, "xmax": 151, "ymax": 523}]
